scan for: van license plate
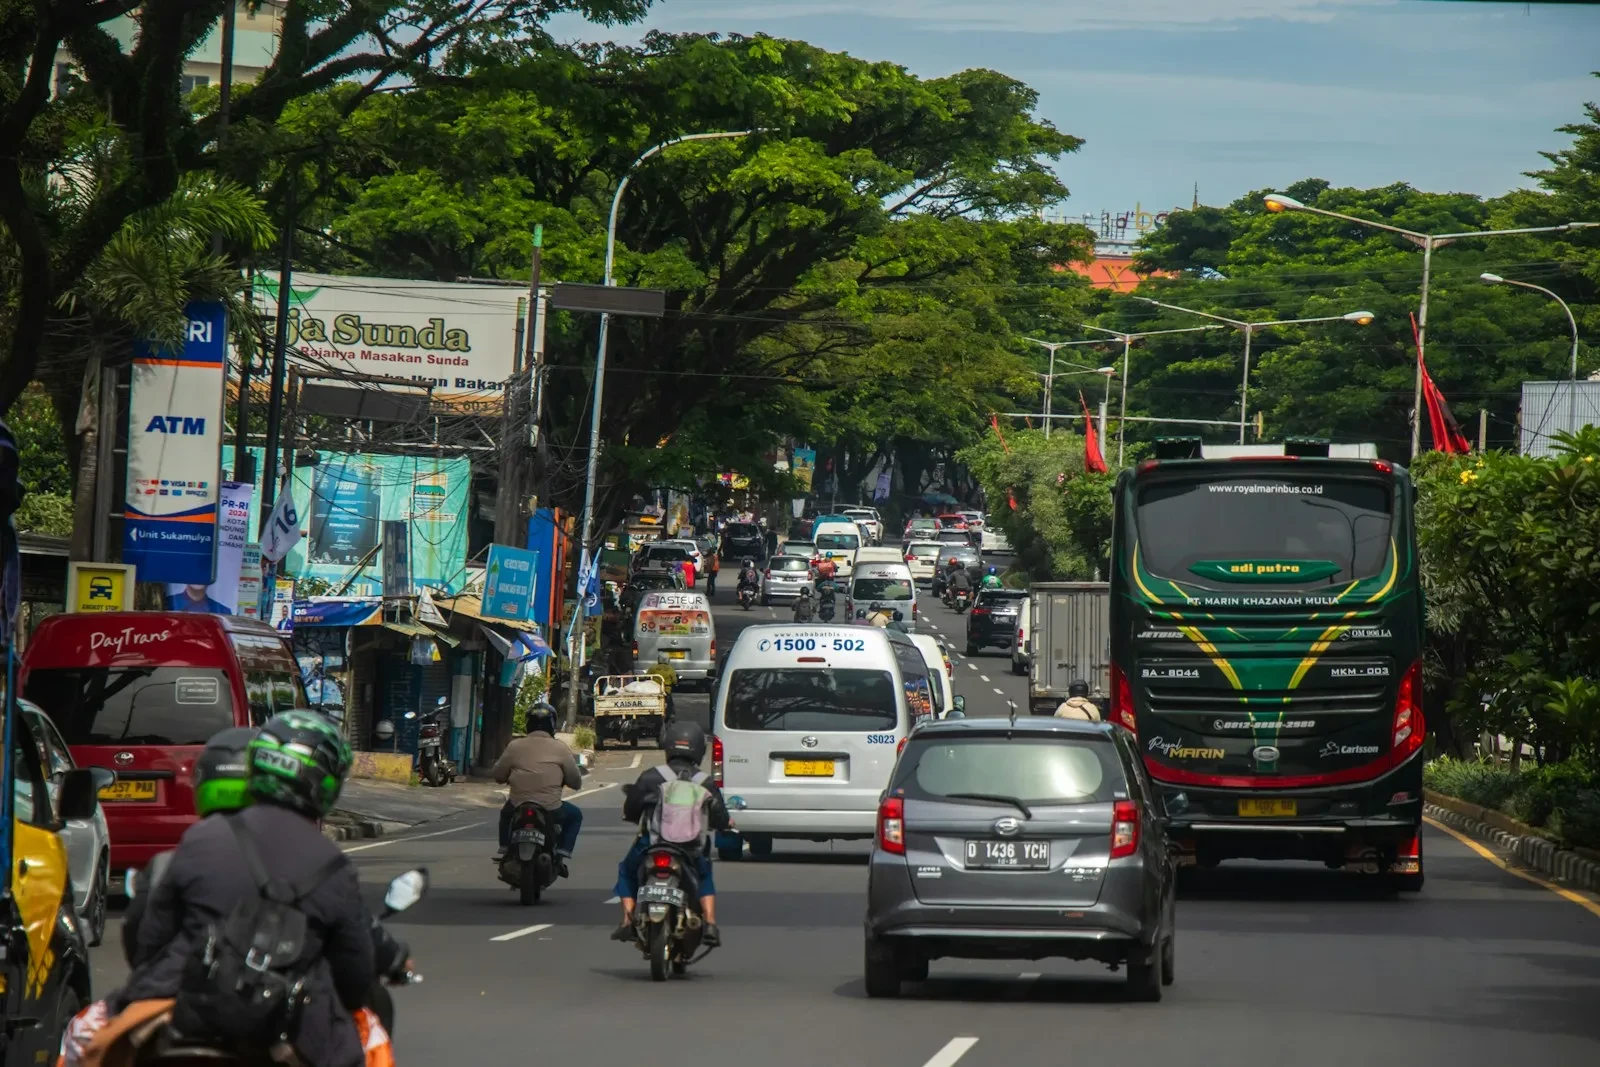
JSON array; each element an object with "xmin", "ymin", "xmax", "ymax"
[
  {"xmin": 664, "ymin": 650, "xmax": 687, "ymax": 660},
  {"xmin": 1238, "ymin": 799, "xmax": 1297, "ymax": 817},
  {"xmin": 964, "ymin": 840, "xmax": 1049, "ymax": 869},
  {"xmin": 99, "ymin": 780, "xmax": 157, "ymax": 802},
  {"xmin": 783, "ymin": 760, "xmax": 835, "ymax": 777}
]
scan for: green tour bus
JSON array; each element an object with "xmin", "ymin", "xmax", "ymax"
[{"xmin": 1108, "ymin": 438, "xmax": 1425, "ymax": 890}]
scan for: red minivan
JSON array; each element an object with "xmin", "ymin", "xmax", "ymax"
[{"xmin": 20, "ymin": 612, "xmax": 307, "ymax": 871}]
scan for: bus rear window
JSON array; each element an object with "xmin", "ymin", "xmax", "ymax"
[
  {"xmin": 1136, "ymin": 477, "xmax": 1392, "ymax": 583},
  {"xmin": 25, "ymin": 667, "xmax": 235, "ymax": 746}
]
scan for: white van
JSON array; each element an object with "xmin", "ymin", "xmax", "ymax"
[
  {"xmin": 812, "ymin": 521, "xmax": 862, "ymax": 579},
  {"xmin": 711, "ymin": 624, "xmax": 911, "ymax": 858},
  {"xmin": 847, "ymin": 562, "xmax": 918, "ymax": 630},
  {"xmin": 853, "ymin": 546, "xmax": 906, "ymax": 567},
  {"xmin": 631, "ymin": 590, "xmax": 716, "ymax": 687},
  {"xmin": 906, "ymin": 633, "xmax": 958, "ymax": 717},
  {"xmin": 841, "ymin": 506, "xmax": 882, "ymax": 544}
]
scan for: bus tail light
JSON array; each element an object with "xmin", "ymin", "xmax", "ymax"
[
  {"xmin": 1110, "ymin": 800, "xmax": 1139, "ymax": 858},
  {"xmin": 877, "ymin": 796, "xmax": 905, "ymax": 854},
  {"xmin": 1392, "ymin": 661, "xmax": 1424, "ymax": 757},
  {"xmin": 710, "ymin": 734, "xmax": 724, "ymax": 786},
  {"xmin": 1111, "ymin": 661, "xmax": 1136, "ymax": 733}
]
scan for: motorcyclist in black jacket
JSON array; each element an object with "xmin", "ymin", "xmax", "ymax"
[{"xmin": 115, "ymin": 712, "xmax": 376, "ymax": 1067}]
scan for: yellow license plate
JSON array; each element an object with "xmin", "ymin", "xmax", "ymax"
[
  {"xmin": 1238, "ymin": 798, "xmax": 1297, "ymax": 817},
  {"xmin": 664, "ymin": 650, "xmax": 687, "ymax": 660},
  {"xmin": 99, "ymin": 780, "xmax": 158, "ymax": 802},
  {"xmin": 784, "ymin": 759, "xmax": 835, "ymax": 777}
]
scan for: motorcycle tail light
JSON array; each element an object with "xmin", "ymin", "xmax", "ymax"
[{"xmin": 651, "ymin": 852, "xmax": 674, "ymax": 870}]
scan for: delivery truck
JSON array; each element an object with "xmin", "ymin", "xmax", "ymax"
[{"xmin": 1026, "ymin": 582, "xmax": 1111, "ymax": 715}]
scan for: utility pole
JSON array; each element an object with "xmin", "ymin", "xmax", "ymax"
[
  {"xmin": 259, "ymin": 174, "xmax": 295, "ymax": 534},
  {"xmin": 91, "ymin": 362, "xmax": 118, "ymax": 561},
  {"xmin": 1478, "ymin": 407, "xmax": 1488, "ymax": 452},
  {"xmin": 233, "ymin": 267, "xmax": 256, "ymax": 483}
]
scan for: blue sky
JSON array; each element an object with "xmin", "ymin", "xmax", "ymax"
[{"xmin": 550, "ymin": 1, "xmax": 1600, "ymax": 218}]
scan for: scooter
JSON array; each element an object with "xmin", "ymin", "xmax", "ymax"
[
  {"xmin": 406, "ymin": 696, "xmax": 458, "ymax": 787},
  {"xmin": 497, "ymin": 801, "xmax": 564, "ymax": 904},
  {"xmin": 949, "ymin": 588, "xmax": 972, "ymax": 614},
  {"xmin": 737, "ymin": 584, "xmax": 757, "ymax": 610},
  {"xmin": 631, "ymin": 843, "xmax": 713, "ymax": 981}
]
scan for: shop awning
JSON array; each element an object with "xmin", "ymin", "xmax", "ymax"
[
  {"xmin": 381, "ymin": 620, "xmax": 436, "ymax": 638},
  {"xmin": 436, "ymin": 593, "xmax": 541, "ymax": 634}
]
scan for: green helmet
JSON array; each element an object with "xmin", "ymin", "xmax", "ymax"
[
  {"xmin": 192, "ymin": 726, "xmax": 259, "ymax": 817},
  {"xmin": 247, "ymin": 711, "xmax": 353, "ymax": 818}
]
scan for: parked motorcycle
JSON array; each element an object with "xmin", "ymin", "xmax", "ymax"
[
  {"xmin": 406, "ymin": 696, "xmax": 458, "ymax": 787},
  {"xmin": 631, "ymin": 843, "xmax": 713, "ymax": 981}
]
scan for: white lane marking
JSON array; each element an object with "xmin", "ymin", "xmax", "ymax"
[
  {"xmin": 967, "ymin": 663, "xmax": 978, "ymax": 671},
  {"xmin": 992, "ymin": 687, "xmax": 1004, "ymax": 695},
  {"xmin": 628, "ymin": 753, "xmax": 642, "ymax": 769},
  {"xmin": 491, "ymin": 923, "xmax": 553, "ymax": 942},
  {"xmin": 604, "ymin": 895, "xmax": 621, "ymax": 903},
  {"xmin": 922, "ymin": 1037, "xmax": 979, "ymax": 1067},
  {"xmin": 341, "ymin": 821, "xmax": 486, "ymax": 853},
  {"xmin": 979, "ymin": 674, "xmax": 990, "ymax": 682},
  {"xmin": 1019, "ymin": 971, "xmax": 1041, "ymax": 980},
  {"xmin": 569, "ymin": 782, "xmax": 616, "ymax": 801}
]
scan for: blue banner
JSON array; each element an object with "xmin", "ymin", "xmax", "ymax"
[
  {"xmin": 483, "ymin": 544, "xmax": 539, "ymax": 622},
  {"xmin": 124, "ymin": 302, "xmax": 227, "ymax": 582},
  {"xmin": 290, "ymin": 597, "xmax": 383, "ymax": 629}
]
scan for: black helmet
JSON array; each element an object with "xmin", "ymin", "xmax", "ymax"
[
  {"xmin": 193, "ymin": 726, "xmax": 259, "ymax": 817},
  {"xmin": 660, "ymin": 721, "xmax": 707, "ymax": 764},
  {"xmin": 526, "ymin": 700, "xmax": 558, "ymax": 736},
  {"xmin": 246, "ymin": 711, "xmax": 353, "ymax": 818},
  {"xmin": 1068, "ymin": 679, "xmax": 1090, "ymax": 698}
]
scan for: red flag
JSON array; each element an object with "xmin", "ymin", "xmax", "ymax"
[
  {"xmin": 1080, "ymin": 392, "xmax": 1108, "ymax": 473},
  {"xmin": 1007, "ymin": 488, "xmax": 1019, "ymax": 511},
  {"xmin": 1411, "ymin": 313, "xmax": 1471, "ymax": 454},
  {"xmin": 989, "ymin": 413, "xmax": 1011, "ymax": 454}
]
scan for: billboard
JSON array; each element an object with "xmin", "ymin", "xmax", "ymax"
[
  {"xmin": 226, "ymin": 447, "xmax": 470, "ymax": 597},
  {"xmin": 123, "ymin": 301, "xmax": 226, "ymax": 582},
  {"xmin": 165, "ymin": 481, "xmax": 253, "ymax": 614},
  {"xmin": 253, "ymin": 273, "xmax": 522, "ymax": 403}
]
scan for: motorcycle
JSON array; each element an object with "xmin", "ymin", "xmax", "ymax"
[
  {"xmin": 498, "ymin": 801, "xmax": 564, "ymax": 904},
  {"xmin": 949, "ymin": 588, "xmax": 972, "ymax": 614},
  {"xmin": 126, "ymin": 869, "xmax": 429, "ymax": 1067},
  {"xmin": 631, "ymin": 843, "xmax": 714, "ymax": 981},
  {"xmin": 737, "ymin": 584, "xmax": 757, "ymax": 610},
  {"xmin": 406, "ymin": 696, "xmax": 458, "ymax": 787}
]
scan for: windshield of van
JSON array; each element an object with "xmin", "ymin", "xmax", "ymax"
[
  {"xmin": 897, "ymin": 738, "xmax": 1119, "ymax": 805},
  {"xmin": 26, "ymin": 667, "xmax": 235, "ymax": 746},
  {"xmin": 815, "ymin": 532, "xmax": 860, "ymax": 550},
  {"xmin": 853, "ymin": 578, "xmax": 913, "ymax": 601},
  {"xmin": 724, "ymin": 668, "xmax": 897, "ymax": 731}
]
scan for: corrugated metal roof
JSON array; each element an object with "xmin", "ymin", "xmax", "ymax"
[{"xmin": 1519, "ymin": 381, "xmax": 1600, "ymax": 457}]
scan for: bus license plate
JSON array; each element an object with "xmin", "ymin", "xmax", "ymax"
[
  {"xmin": 783, "ymin": 760, "xmax": 835, "ymax": 777},
  {"xmin": 1238, "ymin": 799, "xmax": 1297, "ymax": 817}
]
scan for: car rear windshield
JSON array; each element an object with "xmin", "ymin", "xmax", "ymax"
[
  {"xmin": 26, "ymin": 667, "xmax": 235, "ymax": 746},
  {"xmin": 937, "ymin": 531, "xmax": 968, "ymax": 541},
  {"xmin": 816, "ymin": 532, "xmax": 860, "ymax": 550},
  {"xmin": 771, "ymin": 557, "xmax": 811, "ymax": 572},
  {"xmin": 906, "ymin": 543, "xmax": 943, "ymax": 556},
  {"xmin": 723, "ymin": 668, "xmax": 897, "ymax": 731},
  {"xmin": 724, "ymin": 524, "xmax": 760, "ymax": 540},
  {"xmin": 976, "ymin": 590, "xmax": 1027, "ymax": 608},
  {"xmin": 1137, "ymin": 476, "xmax": 1393, "ymax": 583},
  {"xmin": 854, "ymin": 577, "xmax": 913, "ymax": 600},
  {"xmin": 896, "ymin": 737, "xmax": 1121, "ymax": 805},
  {"xmin": 646, "ymin": 547, "xmax": 691, "ymax": 561}
]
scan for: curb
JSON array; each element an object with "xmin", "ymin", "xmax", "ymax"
[
  {"xmin": 1424, "ymin": 796, "xmax": 1600, "ymax": 894},
  {"xmin": 323, "ymin": 816, "xmax": 402, "ymax": 843}
]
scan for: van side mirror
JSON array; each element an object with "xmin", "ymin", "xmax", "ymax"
[{"xmin": 57, "ymin": 768, "xmax": 100, "ymax": 821}]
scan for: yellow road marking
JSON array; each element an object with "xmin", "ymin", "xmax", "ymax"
[{"xmin": 1425, "ymin": 816, "xmax": 1600, "ymax": 919}]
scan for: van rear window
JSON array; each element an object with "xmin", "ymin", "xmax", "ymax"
[
  {"xmin": 25, "ymin": 667, "xmax": 234, "ymax": 746},
  {"xmin": 724, "ymin": 668, "xmax": 897, "ymax": 731}
]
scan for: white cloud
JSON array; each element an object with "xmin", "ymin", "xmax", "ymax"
[{"xmin": 651, "ymin": 0, "xmax": 1396, "ymax": 34}]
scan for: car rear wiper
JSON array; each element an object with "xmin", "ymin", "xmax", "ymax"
[{"xmin": 945, "ymin": 792, "xmax": 1032, "ymax": 818}]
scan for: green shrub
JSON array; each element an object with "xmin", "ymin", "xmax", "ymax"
[
  {"xmin": 573, "ymin": 725, "xmax": 596, "ymax": 751},
  {"xmin": 1508, "ymin": 761, "xmax": 1594, "ymax": 827},
  {"xmin": 1423, "ymin": 757, "xmax": 1522, "ymax": 810},
  {"xmin": 1548, "ymin": 792, "xmax": 1600, "ymax": 851}
]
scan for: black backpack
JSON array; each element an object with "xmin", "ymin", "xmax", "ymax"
[{"xmin": 173, "ymin": 817, "xmax": 348, "ymax": 1048}]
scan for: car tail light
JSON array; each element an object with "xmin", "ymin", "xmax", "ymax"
[
  {"xmin": 1137, "ymin": 459, "xmax": 1160, "ymax": 473},
  {"xmin": 877, "ymin": 796, "xmax": 905, "ymax": 854},
  {"xmin": 1111, "ymin": 661, "xmax": 1135, "ymax": 733},
  {"xmin": 709, "ymin": 638, "xmax": 716, "ymax": 661},
  {"xmin": 764, "ymin": 569, "xmax": 772, "ymax": 580},
  {"xmin": 631, "ymin": 641, "xmax": 639, "ymax": 659},
  {"xmin": 896, "ymin": 737, "xmax": 908, "ymax": 756},
  {"xmin": 971, "ymin": 607, "xmax": 990, "ymax": 617},
  {"xmin": 1392, "ymin": 661, "xmax": 1424, "ymax": 756},
  {"xmin": 710, "ymin": 735, "xmax": 724, "ymax": 786},
  {"xmin": 1111, "ymin": 800, "xmax": 1139, "ymax": 859},
  {"xmin": 652, "ymin": 852, "xmax": 674, "ymax": 870}
]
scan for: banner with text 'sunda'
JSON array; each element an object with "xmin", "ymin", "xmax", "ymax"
[{"xmin": 123, "ymin": 302, "xmax": 227, "ymax": 584}]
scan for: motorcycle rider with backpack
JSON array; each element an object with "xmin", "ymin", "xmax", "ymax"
[
  {"xmin": 610, "ymin": 722, "xmax": 732, "ymax": 947},
  {"xmin": 111, "ymin": 711, "xmax": 376, "ymax": 1067}
]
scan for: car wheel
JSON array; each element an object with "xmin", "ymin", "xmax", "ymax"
[
  {"xmin": 863, "ymin": 938, "xmax": 902, "ymax": 999},
  {"xmin": 85, "ymin": 852, "xmax": 109, "ymax": 947},
  {"xmin": 900, "ymin": 955, "xmax": 929, "ymax": 983},
  {"xmin": 1160, "ymin": 933, "xmax": 1175, "ymax": 986},
  {"xmin": 1011, "ymin": 658, "xmax": 1026, "ymax": 676},
  {"xmin": 746, "ymin": 834, "xmax": 775, "ymax": 858},
  {"xmin": 965, "ymin": 642, "xmax": 979, "ymax": 656},
  {"xmin": 1126, "ymin": 948, "xmax": 1162, "ymax": 1002}
]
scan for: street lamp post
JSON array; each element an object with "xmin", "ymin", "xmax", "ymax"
[
  {"xmin": 1022, "ymin": 338, "xmax": 1115, "ymax": 439},
  {"xmin": 1076, "ymin": 324, "xmax": 1226, "ymax": 464},
  {"xmin": 1264, "ymin": 193, "xmax": 1597, "ymax": 457},
  {"xmin": 1133, "ymin": 299, "xmax": 1375, "ymax": 444},
  {"xmin": 1480, "ymin": 272, "xmax": 1583, "ymax": 439},
  {"xmin": 569, "ymin": 128, "xmax": 761, "ymax": 722}
]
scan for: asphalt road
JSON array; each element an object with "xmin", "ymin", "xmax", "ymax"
[{"xmin": 89, "ymin": 572, "xmax": 1600, "ymax": 1067}]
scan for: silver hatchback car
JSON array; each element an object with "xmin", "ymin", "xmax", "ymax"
[{"xmin": 863, "ymin": 717, "xmax": 1177, "ymax": 1000}]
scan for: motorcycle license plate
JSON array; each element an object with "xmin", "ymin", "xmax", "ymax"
[
  {"xmin": 637, "ymin": 884, "xmax": 685, "ymax": 906},
  {"xmin": 512, "ymin": 829, "xmax": 544, "ymax": 844}
]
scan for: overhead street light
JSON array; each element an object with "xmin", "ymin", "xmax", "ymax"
[
  {"xmin": 1075, "ymin": 323, "xmax": 1226, "ymax": 463},
  {"xmin": 1264, "ymin": 191, "xmax": 1597, "ymax": 456},
  {"xmin": 1023, "ymin": 337, "xmax": 1117, "ymax": 439},
  {"xmin": 1136, "ymin": 298, "xmax": 1376, "ymax": 444},
  {"xmin": 1480, "ymin": 272, "xmax": 1583, "ymax": 440}
]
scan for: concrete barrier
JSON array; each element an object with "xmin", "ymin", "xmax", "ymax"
[
  {"xmin": 1425, "ymin": 789, "xmax": 1600, "ymax": 894},
  {"xmin": 351, "ymin": 751, "xmax": 413, "ymax": 783}
]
